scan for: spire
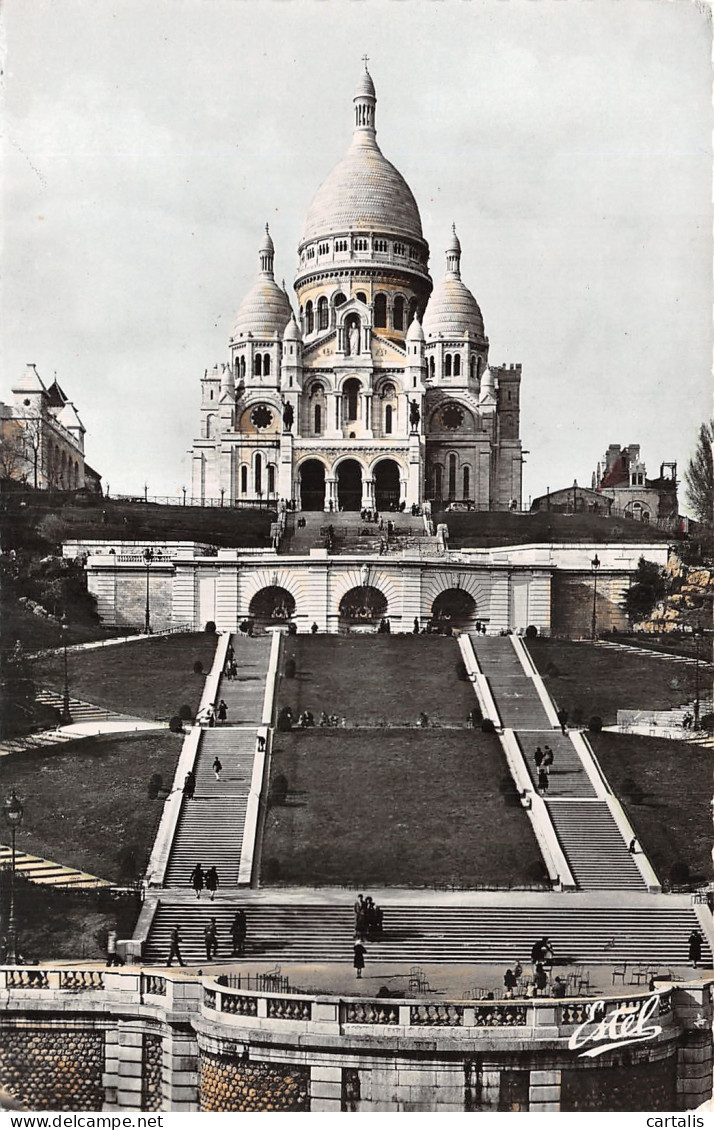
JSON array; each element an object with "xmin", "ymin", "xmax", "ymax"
[
  {"xmin": 353, "ymin": 59, "xmax": 377, "ymax": 142},
  {"xmin": 259, "ymin": 223, "xmax": 275, "ymax": 276},
  {"xmin": 446, "ymin": 223, "xmax": 462, "ymax": 278}
]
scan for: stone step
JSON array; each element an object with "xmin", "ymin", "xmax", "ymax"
[{"xmin": 547, "ymin": 803, "xmax": 646, "ymax": 890}]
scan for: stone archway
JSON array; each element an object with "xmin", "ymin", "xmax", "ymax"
[
  {"xmin": 337, "ymin": 459, "xmax": 363, "ymax": 511},
  {"xmin": 300, "ymin": 459, "xmax": 325, "ymax": 511},
  {"xmin": 338, "ymin": 585, "xmax": 387, "ymax": 626},
  {"xmin": 431, "ymin": 588, "xmax": 477, "ymax": 630},
  {"xmin": 249, "ymin": 586, "xmax": 296, "ymax": 624},
  {"xmin": 374, "ymin": 459, "xmax": 401, "ymax": 511}
]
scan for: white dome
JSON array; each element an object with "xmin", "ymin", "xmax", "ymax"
[
  {"xmin": 231, "ymin": 230, "xmax": 293, "ymax": 340},
  {"xmin": 422, "ymin": 276, "xmax": 484, "ymax": 340},
  {"xmin": 283, "ymin": 314, "xmax": 302, "ymax": 342},
  {"xmin": 406, "ymin": 314, "xmax": 425, "ymax": 343}
]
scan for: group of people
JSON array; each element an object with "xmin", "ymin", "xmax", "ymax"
[
  {"xmin": 353, "ymin": 893, "xmax": 385, "ymax": 976},
  {"xmin": 196, "ymin": 700, "xmax": 228, "ymax": 726},
  {"xmin": 188, "ymin": 862, "xmax": 220, "ymax": 899},
  {"xmin": 533, "ymin": 745, "xmax": 555, "ymax": 793},
  {"xmin": 166, "ymin": 911, "xmax": 248, "ymax": 966},
  {"xmin": 376, "ymin": 618, "xmax": 391, "ymax": 634},
  {"xmin": 501, "ymin": 936, "xmax": 561, "ymax": 998},
  {"xmin": 359, "ymin": 509, "xmax": 381, "ymax": 523}
]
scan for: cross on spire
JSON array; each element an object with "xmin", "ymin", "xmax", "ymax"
[{"xmin": 362, "ymin": 54, "xmax": 370, "ymax": 67}]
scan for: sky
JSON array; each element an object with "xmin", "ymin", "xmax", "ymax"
[{"xmin": 2, "ymin": 0, "xmax": 712, "ymax": 507}]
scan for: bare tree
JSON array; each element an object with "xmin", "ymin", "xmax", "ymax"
[{"xmin": 684, "ymin": 420, "xmax": 714, "ymax": 526}]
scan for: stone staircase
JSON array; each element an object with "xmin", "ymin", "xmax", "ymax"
[
  {"xmin": 471, "ymin": 635, "xmax": 650, "ymax": 892},
  {"xmin": 280, "ymin": 511, "xmax": 437, "ymax": 557},
  {"xmin": 143, "ymin": 899, "xmax": 710, "ymax": 967},
  {"xmin": 35, "ymin": 688, "xmax": 137, "ymax": 725},
  {"xmin": 546, "ymin": 803, "xmax": 645, "ymax": 890},
  {"xmin": 0, "ymin": 845, "xmax": 111, "ymax": 888}
]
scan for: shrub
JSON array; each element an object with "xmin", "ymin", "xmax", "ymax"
[
  {"xmin": 525, "ymin": 624, "xmax": 538, "ymax": 639},
  {"xmin": 117, "ymin": 846, "xmax": 139, "ymax": 881},
  {"xmin": 572, "ymin": 706, "xmax": 584, "ymax": 726},
  {"xmin": 669, "ymin": 861, "xmax": 690, "ymax": 887},
  {"xmin": 700, "ymin": 713, "xmax": 714, "ymax": 732},
  {"xmin": 178, "ymin": 704, "xmax": 194, "ymax": 721},
  {"xmin": 147, "ymin": 772, "xmax": 163, "ymax": 799},
  {"xmin": 284, "ymin": 658, "xmax": 296, "ymax": 679},
  {"xmin": 545, "ymin": 662, "xmax": 560, "ymax": 678},
  {"xmin": 588, "ymin": 715, "xmax": 603, "ymax": 734},
  {"xmin": 193, "ymin": 660, "xmax": 204, "ymax": 675},
  {"xmin": 481, "ymin": 718, "xmax": 496, "ymax": 733},
  {"xmin": 205, "ymin": 620, "xmax": 216, "ymax": 633},
  {"xmin": 455, "ymin": 660, "xmax": 468, "ymax": 682},
  {"xmin": 270, "ymin": 774, "xmax": 289, "ymax": 807},
  {"xmin": 528, "ymin": 859, "xmax": 548, "ymax": 882},
  {"xmin": 169, "ymin": 716, "xmax": 184, "ymax": 733}
]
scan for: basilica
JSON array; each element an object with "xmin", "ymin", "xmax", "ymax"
[{"xmin": 191, "ymin": 66, "xmax": 523, "ymax": 512}]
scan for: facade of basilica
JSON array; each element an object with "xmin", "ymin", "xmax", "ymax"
[{"xmin": 191, "ymin": 67, "xmax": 523, "ymax": 512}]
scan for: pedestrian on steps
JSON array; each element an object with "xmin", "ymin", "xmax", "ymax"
[
  {"xmin": 353, "ymin": 939, "xmax": 367, "ymax": 979},
  {"xmin": 257, "ymin": 733, "xmax": 266, "ymax": 752},
  {"xmin": 189, "ymin": 862, "xmax": 204, "ymax": 899},
  {"xmin": 542, "ymin": 746, "xmax": 554, "ymax": 769},
  {"xmin": 557, "ymin": 708, "xmax": 568, "ymax": 735},
  {"xmin": 204, "ymin": 918, "xmax": 218, "ymax": 961},
  {"xmin": 689, "ymin": 929, "xmax": 703, "ymax": 968},
  {"xmin": 217, "ymin": 700, "xmax": 227, "ymax": 724},
  {"xmin": 230, "ymin": 910, "xmax": 247, "ymax": 956},
  {"xmin": 183, "ymin": 770, "xmax": 196, "ymax": 800},
  {"xmin": 205, "ymin": 866, "xmax": 219, "ymax": 900},
  {"xmin": 213, "ymin": 756, "xmax": 223, "ymax": 780},
  {"xmin": 628, "ymin": 838, "xmax": 639, "ymax": 854},
  {"xmin": 166, "ymin": 925, "xmax": 185, "ymax": 967},
  {"xmin": 537, "ymin": 767, "xmax": 549, "ymax": 794},
  {"xmin": 534, "ymin": 747, "xmax": 544, "ymax": 768}
]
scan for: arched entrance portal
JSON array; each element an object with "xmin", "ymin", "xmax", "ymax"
[
  {"xmin": 249, "ymin": 586, "xmax": 296, "ymax": 624},
  {"xmin": 300, "ymin": 460, "xmax": 325, "ymax": 511},
  {"xmin": 337, "ymin": 459, "xmax": 362, "ymax": 511},
  {"xmin": 338, "ymin": 586, "xmax": 388, "ymax": 627},
  {"xmin": 374, "ymin": 459, "xmax": 401, "ymax": 511},
  {"xmin": 431, "ymin": 588, "xmax": 477, "ymax": 630}
]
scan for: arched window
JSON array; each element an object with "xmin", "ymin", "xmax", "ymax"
[
  {"xmin": 374, "ymin": 293, "xmax": 387, "ymax": 328},
  {"xmin": 333, "ymin": 292, "xmax": 347, "ymax": 309},
  {"xmin": 255, "ymin": 454, "xmax": 262, "ymax": 495},
  {"xmin": 267, "ymin": 464, "xmax": 275, "ymax": 494},
  {"xmin": 254, "ymin": 354, "xmax": 262, "ymax": 377},
  {"xmin": 344, "ymin": 378, "xmax": 360, "ymax": 422},
  {"xmin": 393, "ymin": 295, "xmax": 405, "ymax": 331},
  {"xmin": 429, "ymin": 356, "xmax": 435, "ymax": 379},
  {"xmin": 470, "ymin": 356, "xmax": 476, "ymax": 381},
  {"xmin": 454, "ymin": 354, "xmax": 461, "ymax": 377},
  {"xmin": 240, "ymin": 356, "xmax": 246, "ymax": 379},
  {"xmin": 310, "ymin": 381, "xmax": 324, "ymax": 397},
  {"xmin": 240, "ymin": 465, "xmax": 248, "ymax": 494},
  {"xmin": 205, "ymin": 414, "xmax": 215, "ymax": 439},
  {"xmin": 317, "ymin": 296, "xmax": 329, "ymax": 330},
  {"xmin": 448, "ymin": 453, "xmax": 457, "ymax": 500},
  {"xmin": 463, "ymin": 466, "xmax": 470, "ymax": 499},
  {"xmin": 444, "ymin": 354, "xmax": 452, "ymax": 377},
  {"xmin": 355, "ymin": 291, "xmax": 366, "ymax": 304},
  {"xmin": 385, "ymin": 404, "xmax": 393, "ymax": 435},
  {"xmin": 263, "ymin": 353, "xmax": 271, "ymax": 376},
  {"xmin": 305, "ymin": 301, "xmax": 314, "ymax": 335},
  {"xmin": 314, "ymin": 404, "xmax": 322, "ymax": 434},
  {"xmin": 434, "ymin": 463, "xmax": 443, "ymax": 498}
]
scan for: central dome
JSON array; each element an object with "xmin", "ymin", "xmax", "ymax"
[{"xmin": 300, "ymin": 70, "xmax": 423, "ymax": 245}]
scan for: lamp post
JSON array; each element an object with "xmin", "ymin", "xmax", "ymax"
[
  {"xmin": 60, "ymin": 614, "xmax": 72, "ymax": 724},
  {"xmin": 4, "ymin": 791, "xmax": 24, "ymax": 964},
  {"xmin": 143, "ymin": 547, "xmax": 154, "ymax": 634},
  {"xmin": 182, "ymin": 486, "xmax": 187, "ymax": 506},
  {"xmin": 694, "ymin": 623, "xmax": 703, "ymax": 728},
  {"xmin": 591, "ymin": 554, "xmax": 601, "ymax": 640}
]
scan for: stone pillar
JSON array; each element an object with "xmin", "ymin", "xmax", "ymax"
[
  {"xmin": 310, "ymin": 1064, "xmax": 342, "ymax": 1112},
  {"xmin": 325, "ymin": 477, "xmax": 337, "ymax": 512},
  {"xmin": 361, "ymin": 476, "xmax": 372, "ymax": 510},
  {"xmin": 673, "ymin": 983, "xmax": 714, "ymax": 1109},
  {"xmin": 399, "ymin": 476, "xmax": 408, "ymax": 506},
  {"xmin": 407, "ymin": 434, "xmax": 422, "ymax": 506},
  {"xmin": 162, "ymin": 1025, "xmax": 200, "ymax": 1111},
  {"xmin": 113, "ymin": 1021, "xmax": 145, "ymax": 1110},
  {"xmin": 278, "ymin": 432, "xmax": 294, "ymax": 501},
  {"xmin": 528, "ymin": 1068, "xmax": 561, "ymax": 1112},
  {"xmin": 219, "ymin": 446, "xmax": 234, "ymax": 503}
]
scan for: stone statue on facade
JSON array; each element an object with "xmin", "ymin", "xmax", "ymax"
[
  {"xmin": 347, "ymin": 323, "xmax": 360, "ymax": 357},
  {"xmin": 282, "ymin": 402, "xmax": 294, "ymax": 432},
  {"xmin": 409, "ymin": 398, "xmax": 420, "ymax": 431}
]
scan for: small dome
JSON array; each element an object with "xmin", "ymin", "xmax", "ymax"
[
  {"xmin": 259, "ymin": 223, "xmax": 274, "ymax": 254},
  {"xmin": 232, "ymin": 279, "xmax": 292, "ymax": 340},
  {"xmin": 422, "ymin": 276, "xmax": 484, "ymax": 340},
  {"xmin": 406, "ymin": 314, "xmax": 424, "ymax": 343},
  {"xmin": 355, "ymin": 67, "xmax": 376, "ymax": 100},
  {"xmin": 283, "ymin": 314, "xmax": 302, "ymax": 342},
  {"xmin": 446, "ymin": 223, "xmax": 461, "ymax": 254}
]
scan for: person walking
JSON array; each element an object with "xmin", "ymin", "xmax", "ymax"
[
  {"xmin": 689, "ymin": 929, "xmax": 704, "ymax": 968},
  {"xmin": 204, "ymin": 918, "xmax": 219, "ymax": 961},
  {"xmin": 213, "ymin": 756, "xmax": 223, "ymax": 781},
  {"xmin": 533, "ymin": 963, "xmax": 548, "ymax": 996},
  {"xmin": 166, "ymin": 925, "xmax": 185, "ymax": 967},
  {"xmin": 230, "ymin": 910, "xmax": 247, "ymax": 956},
  {"xmin": 257, "ymin": 733, "xmax": 266, "ymax": 752},
  {"xmin": 537, "ymin": 767, "xmax": 549, "ymax": 794},
  {"xmin": 205, "ymin": 866, "xmax": 219, "ymax": 900},
  {"xmin": 353, "ymin": 939, "xmax": 367, "ymax": 979},
  {"xmin": 542, "ymin": 746, "xmax": 554, "ymax": 768},
  {"xmin": 189, "ymin": 862, "xmax": 204, "ymax": 899},
  {"xmin": 183, "ymin": 770, "xmax": 196, "ymax": 800},
  {"xmin": 628, "ymin": 838, "xmax": 639, "ymax": 854},
  {"xmin": 503, "ymin": 968, "xmax": 518, "ymax": 999},
  {"xmin": 217, "ymin": 700, "xmax": 228, "ymax": 724},
  {"xmin": 106, "ymin": 929, "xmax": 122, "ymax": 967},
  {"xmin": 556, "ymin": 708, "xmax": 568, "ymax": 735},
  {"xmin": 534, "ymin": 747, "xmax": 544, "ymax": 769}
]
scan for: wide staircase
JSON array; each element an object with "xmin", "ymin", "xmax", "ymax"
[
  {"xmin": 470, "ymin": 634, "xmax": 650, "ymax": 891},
  {"xmin": 162, "ymin": 634, "xmax": 270, "ymax": 889},
  {"xmin": 143, "ymin": 899, "xmax": 710, "ymax": 967},
  {"xmin": 280, "ymin": 511, "xmax": 437, "ymax": 557}
]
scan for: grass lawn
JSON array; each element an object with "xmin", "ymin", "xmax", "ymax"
[
  {"xmin": 591, "ymin": 732, "xmax": 712, "ymax": 884},
  {"xmin": 279, "ymin": 635, "xmax": 476, "ymax": 725},
  {"xmin": 2, "ymin": 731, "xmax": 182, "ymax": 882},
  {"xmin": 526, "ymin": 639, "xmax": 698, "ymax": 725},
  {"xmin": 31, "ymin": 631, "xmax": 216, "ymax": 719},
  {"xmin": 262, "ymin": 731, "xmax": 542, "ymax": 888},
  {"xmin": 441, "ymin": 510, "xmax": 671, "ymax": 548},
  {"xmin": 5, "ymin": 884, "xmax": 140, "ymax": 962}
]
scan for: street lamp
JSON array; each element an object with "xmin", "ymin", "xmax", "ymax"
[
  {"xmin": 591, "ymin": 555, "xmax": 601, "ymax": 640},
  {"xmin": 182, "ymin": 486, "xmax": 187, "ymax": 506},
  {"xmin": 143, "ymin": 547, "xmax": 154, "ymax": 634},
  {"xmin": 60, "ymin": 614, "xmax": 72, "ymax": 725},
  {"xmin": 4, "ymin": 791, "xmax": 24, "ymax": 964}
]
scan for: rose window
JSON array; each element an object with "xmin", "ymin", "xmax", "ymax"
[
  {"xmin": 250, "ymin": 405, "xmax": 273, "ymax": 429},
  {"xmin": 441, "ymin": 405, "xmax": 464, "ymax": 430}
]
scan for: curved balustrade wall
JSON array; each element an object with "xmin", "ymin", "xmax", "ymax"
[{"xmin": 0, "ymin": 966, "xmax": 710, "ymax": 1113}]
